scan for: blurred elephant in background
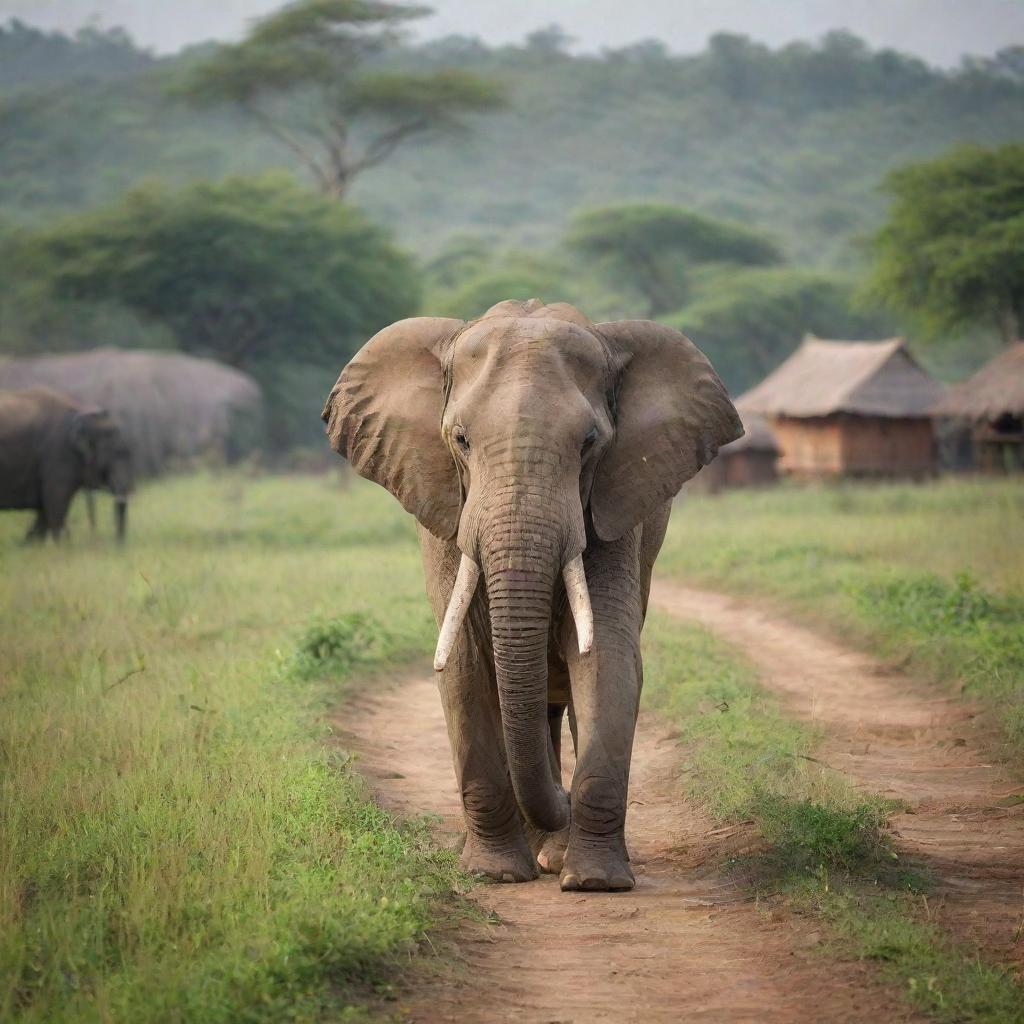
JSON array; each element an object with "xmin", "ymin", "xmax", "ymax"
[
  {"xmin": 323, "ymin": 300, "xmax": 741, "ymax": 892},
  {"xmin": 0, "ymin": 388, "xmax": 133, "ymax": 542}
]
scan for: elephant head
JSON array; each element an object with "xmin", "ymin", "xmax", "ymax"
[
  {"xmin": 71, "ymin": 408, "xmax": 133, "ymax": 541},
  {"xmin": 323, "ymin": 300, "xmax": 741, "ymax": 831}
]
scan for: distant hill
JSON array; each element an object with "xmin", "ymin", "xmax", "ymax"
[
  {"xmin": 2, "ymin": 25, "xmax": 1022, "ymax": 269},
  {"xmin": 0, "ymin": 20, "xmax": 154, "ymax": 93}
]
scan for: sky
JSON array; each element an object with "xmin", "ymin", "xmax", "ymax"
[{"xmin": 2, "ymin": 0, "xmax": 1023, "ymax": 66}]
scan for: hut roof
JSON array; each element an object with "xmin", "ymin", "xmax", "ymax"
[
  {"xmin": 739, "ymin": 335, "xmax": 946, "ymax": 419},
  {"xmin": 0, "ymin": 348, "xmax": 261, "ymax": 474},
  {"xmin": 722, "ymin": 404, "xmax": 778, "ymax": 454},
  {"xmin": 933, "ymin": 342, "xmax": 1024, "ymax": 422}
]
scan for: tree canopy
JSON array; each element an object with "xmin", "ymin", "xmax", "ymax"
[
  {"xmin": 864, "ymin": 143, "xmax": 1024, "ymax": 345},
  {"xmin": 25, "ymin": 174, "xmax": 420, "ymax": 370},
  {"xmin": 176, "ymin": 0, "xmax": 504, "ymax": 196},
  {"xmin": 668, "ymin": 267, "xmax": 892, "ymax": 394},
  {"xmin": 567, "ymin": 203, "xmax": 783, "ymax": 316}
]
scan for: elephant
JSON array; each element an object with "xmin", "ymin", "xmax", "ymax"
[
  {"xmin": 323, "ymin": 300, "xmax": 741, "ymax": 892},
  {"xmin": 0, "ymin": 387, "xmax": 133, "ymax": 542}
]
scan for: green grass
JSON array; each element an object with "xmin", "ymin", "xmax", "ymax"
[
  {"xmin": 5, "ymin": 472, "xmax": 1022, "ymax": 1021},
  {"xmin": 642, "ymin": 613, "xmax": 894, "ymax": 875},
  {"xmin": 796, "ymin": 880, "xmax": 1024, "ymax": 1024},
  {"xmin": 641, "ymin": 611, "xmax": 1024, "ymax": 1022},
  {"xmin": 661, "ymin": 478, "xmax": 1024, "ymax": 756},
  {"xmin": 0, "ymin": 473, "xmax": 457, "ymax": 1023}
]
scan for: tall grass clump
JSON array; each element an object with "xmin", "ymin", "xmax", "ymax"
[{"xmin": 0, "ymin": 473, "xmax": 453, "ymax": 1023}]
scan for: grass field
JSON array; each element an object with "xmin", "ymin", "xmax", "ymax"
[
  {"xmin": 661, "ymin": 480, "xmax": 1024, "ymax": 754},
  {"xmin": 0, "ymin": 474, "xmax": 455, "ymax": 1023},
  {"xmin": 3, "ymin": 473, "xmax": 1022, "ymax": 1022}
]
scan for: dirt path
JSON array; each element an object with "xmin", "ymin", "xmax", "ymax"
[
  {"xmin": 335, "ymin": 674, "xmax": 919, "ymax": 1024},
  {"xmin": 650, "ymin": 581, "xmax": 1024, "ymax": 972}
]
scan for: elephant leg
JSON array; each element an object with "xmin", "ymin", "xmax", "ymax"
[
  {"xmin": 41, "ymin": 477, "xmax": 75, "ymax": 541},
  {"xmin": 560, "ymin": 530, "xmax": 646, "ymax": 892},
  {"xmin": 533, "ymin": 700, "xmax": 571, "ymax": 873},
  {"xmin": 85, "ymin": 489, "xmax": 97, "ymax": 533},
  {"xmin": 419, "ymin": 529, "xmax": 537, "ymax": 883},
  {"xmin": 438, "ymin": 655, "xmax": 538, "ymax": 882},
  {"xmin": 24, "ymin": 510, "xmax": 47, "ymax": 543}
]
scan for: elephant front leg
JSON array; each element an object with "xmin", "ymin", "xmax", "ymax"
[
  {"xmin": 528, "ymin": 701, "xmax": 572, "ymax": 873},
  {"xmin": 24, "ymin": 510, "xmax": 47, "ymax": 543},
  {"xmin": 559, "ymin": 545, "xmax": 645, "ymax": 892},
  {"xmin": 421, "ymin": 529, "xmax": 537, "ymax": 883},
  {"xmin": 437, "ymin": 648, "xmax": 538, "ymax": 883}
]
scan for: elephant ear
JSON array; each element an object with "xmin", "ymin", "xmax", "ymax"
[
  {"xmin": 590, "ymin": 320, "xmax": 743, "ymax": 542},
  {"xmin": 70, "ymin": 408, "xmax": 108, "ymax": 460},
  {"xmin": 322, "ymin": 317, "xmax": 464, "ymax": 539}
]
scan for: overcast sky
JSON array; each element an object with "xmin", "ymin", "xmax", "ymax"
[{"xmin": 3, "ymin": 0, "xmax": 1023, "ymax": 66}]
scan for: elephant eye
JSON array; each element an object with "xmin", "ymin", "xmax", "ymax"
[
  {"xmin": 581, "ymin": 426, "xmax": 598, "ymax": 453},
  {"xmin": 453, "ymin": 428, "xmax": 470, "ymax": 453}
]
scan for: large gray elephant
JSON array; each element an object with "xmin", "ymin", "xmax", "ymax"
[
  {"xmin": 323, "ymin": 300, "xmax": 741, "ymax": 892},
  {"xmin": 0, "ymin": 388, "xmax": 132, "ymax": 542}
]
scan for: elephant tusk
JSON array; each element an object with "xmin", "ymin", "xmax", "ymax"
[
  {"xmin": 434, "ymin": 554, "xmax": 481, "ymax": 672},
  {"xmin": 562, "ymin": 555, "xmax": 594, "ymax": 655}
]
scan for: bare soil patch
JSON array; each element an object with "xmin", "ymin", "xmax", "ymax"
[
  {"xmin": 650, "ymin": 581, "xmax": 1024, "ymax": 974},
  {"xmin": 334, "ymin": 673, "xmax": 919, "ymax": 1023}
]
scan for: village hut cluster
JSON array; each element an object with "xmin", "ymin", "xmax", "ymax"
[
  {"xmin": 702, "ymin": 335, "xmax": 1024, "ymax": 490},
  {"xmin": 934, "ymin": 342, "xmax": 1024, "ymax": 473},
  {"xmin": 0, "ymin": 348, "xmax": 262, "ymax": 476}
]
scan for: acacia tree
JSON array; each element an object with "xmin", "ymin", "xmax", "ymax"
[
  {"xmin": 865, "ymin": 143, "xmax": 1024, "ymax": 345},
  {"xmin": 177, "ymin": 0, "xmax": 504, "ymax": 197},
  {"xmin": 566, "ymin": 203, "xmax": 782, "ymax": 317},
  {"xmin": 27, "ymin": 174, "xmax": 420, "ymax": 370}
]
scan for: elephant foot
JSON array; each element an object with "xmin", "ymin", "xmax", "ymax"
[
  {"xmin": 560, "ymin": 841, "xmax": 634, "ymax": 892},
  {"xmin": 461, "ymin": 832, "xmax": 539, "ymax": 883},
  {"xmin": 536, "ymin": 828, "xmax": 569, "ymax": 874},
  {"xmin": 524, "ymin": 821, "xmax": 569, "ymax": 874}
]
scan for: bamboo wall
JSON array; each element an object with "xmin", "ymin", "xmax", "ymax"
[{"xmin": 772, "ymin": 414, "xmax": 936, "ymax": 478}]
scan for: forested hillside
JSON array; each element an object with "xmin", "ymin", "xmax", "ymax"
[
  {"xmin": 3, "ymin": 22, "xmax": 1023, "ymax": 267},
  {"xmin": 1, "ymin": 18, "xmax": 1019, "ymax": 443}
]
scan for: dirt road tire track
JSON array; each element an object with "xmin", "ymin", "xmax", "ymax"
[
  {"xmin": 650, "ymin": 581, "xmax": 1024, "ymax": 974},
  {"xmin": 334, "ymin": 674, "xmax": 920, "ymax": 1023}
]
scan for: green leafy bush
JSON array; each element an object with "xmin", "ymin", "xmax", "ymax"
[{"xmin": 289, "ymin": 613, "xmax": 393, "ymax": 681}]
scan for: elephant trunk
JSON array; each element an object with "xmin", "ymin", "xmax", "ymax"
[{"xmin": 486, "ymin": 547, "xmax": 569, "ymax": 833}]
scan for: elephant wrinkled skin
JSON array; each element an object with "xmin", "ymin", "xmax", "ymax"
[
  {"xmin": 0, "ymin": 387, "xmax": 132, "ymax": 542},
  {"xmin": 323, "ymin": 300, "xmax": 742, "ymax": 891}
]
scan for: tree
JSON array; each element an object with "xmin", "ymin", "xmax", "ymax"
[
  {"xmin": 667, "ymin": 267, "xmax": 892, "ymax": 394},
  {"xmin": 566, "ymin": 203, "xmax": 782, "ymax": 317},
  {"xmin": 428, "ymin": 251, "xmax": 576, "ymax": 321},
  {"xmin": 27, "ymin": 174, "xmax": 420, "ymax": 371},
  {"xmin": 176, "ymin": 0, "xmax": 504, "ymax": 197},
  {"xmin": 864, "ymin": 143, "xmax": 1024, "ymax": 345}
]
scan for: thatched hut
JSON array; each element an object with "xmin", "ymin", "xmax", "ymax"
[
  {"xmin": 934, "ymin": 342, "xmax": 1024, "ymax": 472},
  {"xmin": 692, "ymin": 406, "xmax": 778, "ymax": 492},
  {"xmin": 740, "ymin": 335, "xmax": 946, "ymax": 479},
  {"xmin": 0, "ymin": 348, "xmax": 261, "ymax": 475}
]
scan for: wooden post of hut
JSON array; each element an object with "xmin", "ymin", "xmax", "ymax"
[
  {"xmin": 738, "ymin": 336, "xmax": 946, "ymax": 480},
  {"xmin": 934, "ymin": 342, "xmax": 1024, "ymax": 473}
]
